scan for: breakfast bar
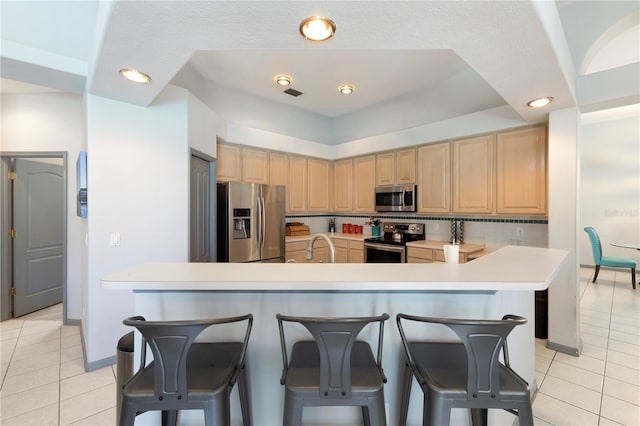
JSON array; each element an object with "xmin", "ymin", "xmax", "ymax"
[{"xmin": 102, "ymin": 245, "xmax": 567, "ymax": 425}]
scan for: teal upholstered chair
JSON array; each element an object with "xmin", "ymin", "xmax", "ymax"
[{"xmin": 584, "ymin": 227, "xmax": 636, "ymax": 289}]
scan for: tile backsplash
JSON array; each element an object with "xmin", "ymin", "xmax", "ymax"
[{"xmin": 286, "ymin": 214, "xmax": 548, "ymax": 249}]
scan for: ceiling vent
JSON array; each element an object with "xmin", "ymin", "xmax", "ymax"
[{"xmin": 284, "ymin": 88, "xmax": 303, "ymax": 97}]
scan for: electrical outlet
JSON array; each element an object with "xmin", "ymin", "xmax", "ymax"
[{"xmin": 516, "ymin": 227, "xmax": 524, "ymax": 238}]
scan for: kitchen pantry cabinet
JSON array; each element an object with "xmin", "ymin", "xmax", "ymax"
[
  {"xmin": 417, "ymin": 142, "xmax": 451, "ymax": 213},
  {"xmin": 242, "ymin": 148, "xmax": 269, "ymax": 183},
  {"xmin": 216, "ymin": 143, "xmax": 242, "ymax": 182},
  {"xmin": 333, "ymin": 159, "xmax": 353, "ymax": 212},
  {"xmin": 288, "ymin": 156, "xmax": 307, "ymax": 213},
  {"xmin": 452, "ymin": 134, "xmax": 495, "ymax": 214},
  {"xmin": 353, "ymin": 155, "xmax": 376, "ymax": 212},
  {"xmin": 496, "ymin": 126, "xmax": 547, "ymax": 214},
  {"xmin": 376, "ymin": 148, "xmax": 416, "ymax": 186},
  {"xmin": 307, "ymin": 158, "xmax": 330, "ymax": 212}
]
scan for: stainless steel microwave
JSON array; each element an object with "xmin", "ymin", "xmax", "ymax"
[{"xmin": 375, "ymin": 184, "xmax": 416, "ymax": 212}]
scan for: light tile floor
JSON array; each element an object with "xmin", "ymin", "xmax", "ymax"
[{"xmin": 0, "ymin": 267, "xmax": 638, "ymax": 425}]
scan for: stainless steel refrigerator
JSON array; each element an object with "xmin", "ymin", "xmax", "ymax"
[{"xmin": 217, "ymin": 182, "xmax": 286, "ymax": 263}]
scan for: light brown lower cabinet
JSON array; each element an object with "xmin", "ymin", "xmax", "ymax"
[
  {"xmin": 407, "ymin": 247, "xmax": 465, "ymax": 264},
  {"xmin": 286, "ymin": 238, "xmax": 363, "ymax": 263}
]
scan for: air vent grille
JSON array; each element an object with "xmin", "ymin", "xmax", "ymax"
[{"xmin": 284, "ymin": 88, "xmax": 303, "ymax": 97}]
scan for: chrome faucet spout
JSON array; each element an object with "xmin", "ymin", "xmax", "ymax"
[{"xmin": 306, "ymin": 233, "xmax": 336, "ymax": 263}]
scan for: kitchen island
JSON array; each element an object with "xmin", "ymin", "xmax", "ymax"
[{"xmin": 102, "ymin": 245, "xmax": 567, "ymax": 425}]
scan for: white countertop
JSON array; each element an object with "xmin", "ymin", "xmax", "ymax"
[{"xmin": 102, "ymin": 245, "xmax": 567, "ymax": 292}]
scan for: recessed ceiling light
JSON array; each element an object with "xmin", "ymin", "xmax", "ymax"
[
  {"xmin": 275, "ymin": 75, "xmax": 292, "ymax": 86},
  {"xmin": 527, "ymin": 97, "xmax": 554, "ymax": 108},
  {"xmin": 119, "ymin": 69, "xmax": 152, "ymax": 84},
  {"xmin": 338, "ymin": 84, "xmax": 355, "ymax": 95},
  {"xmin": 299, "ymin": 16, "xmax": 336, "ymax": 42}
]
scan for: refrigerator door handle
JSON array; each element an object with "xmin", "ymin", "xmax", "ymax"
[
  {"xmin": 256, "ymin": 195, "xmax": 262, "ymax": 250},
  {"xmin": 260, "ymin": 196, "xmax": 266, "ymax": 251}
]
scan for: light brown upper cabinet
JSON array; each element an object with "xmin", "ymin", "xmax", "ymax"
[
  {"xmin": 242, "ymin": 148, "xmax": 269, "ymax": 183},
  {"xmin": 376, "ymin": 152, "xmax": 395, "ymax": 186},
  {"xmin": 288, "ymin": 156, "xmax": 308, "ymax": 213},
  {"xmin": 395, "ymin": 148, "xmax": 416, "ymax": 184},
  {"xmin": 496, "ymin": 126, "xmax": 547, "ymax": 214},
  {"xmin": 452, "ymin": 134, "xmax": 495, "ymax": 214},
  {"xmin": 376, "ymin": 148, "xmax": 415, "ymax": 186},
  {"xmin": 353, "ymin": 155, "xmax": 376, "ymax": 212},
  {"xmin": 334, "ymin": 158, "xmax": 353, "ymax": 212},
  {"xmin": 216, "ymin": 143, "xmax": 242, "ymax": 182},
  {"xmin": 307, "ymin": 158, "xmax": 330, "ymax": 212},
  {"xmin": 269, "ymin": 152, "xmax": 289, "ymax": 187},
  {"xmin": 417, "ymin": 142, "xmax": 451, "ymax": 213}
]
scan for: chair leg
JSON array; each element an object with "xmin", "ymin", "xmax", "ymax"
[
  {"xmin": 362, "ymin": 405, "xmax": 371, "ymax": 426},
  {"xmin": 119, "ymin": 402, "xmax": 136, "ymax": 426},
  {"xmin": 283, "ymin": 393, "xmax": 304, "ymax": 426},
  {"xmin": 593, "ymin": 265, "xmax": 600, "ymax": 283},
  {"xmin": 631, "ymin": 268, "xmax": 636, "ymax": 290},
  {"xmin": 516, "ymin": 401, "xmax": 534, "ymax": 426},
  {"xmin": 470, "ymin": 408, "xmax": 487, "ymax": 426},
  {"xmin": 365, "ymin": 395, "xmax": 387, "ymax": 426},
  {"xmin": 398, "ymin": 362, "xmax": 413, "ymax": 426},
  {"xmin": 203, "ymin": 399, "xmax": 229, "ymax": 426},
  {"xmin": 424, "ymin": 392, "xmax": 450, "ymax": 426},
  {"xmin": 238, "ymin": 365, "xmax": 253, "ymax": 426}
]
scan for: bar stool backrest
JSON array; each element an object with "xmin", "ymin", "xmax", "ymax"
[
  {"xmin": 397, "ymin": 314, "xmax": 527, "ymax": 401},
  {"xmin": 277, "ymin": 314, "xmax": 389, "ymax": 399},
  {"xmin": 124, "ymin": 314, "xmax": 253, "ymax": 403}
]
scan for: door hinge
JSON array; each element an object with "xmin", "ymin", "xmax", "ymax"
[
  {"xmin": 8, "ymin": 229, "xmax": 16, "ymax": 238},
  {"xmin": 9, "ymin": 287, "xmax": 16, "ymax": 296},
  {"xmin": 7, "ymin": 171, "xmax": 16, "ymax": 180}
]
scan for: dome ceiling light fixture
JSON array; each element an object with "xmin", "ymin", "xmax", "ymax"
[
  {"xmin": 527, "ymin": 97, "xmax": 554, "ymax": 108},
  {"xmin": 338, "ymin": 84, "xmax": 355, "ymax": 95},
  {"xmin": 275, "ymin": 75, "xmax": 292, "ymax": 86},
  {"xmin": 299, "ymin": 16, "xmax": 336, "ymax": 42},
  {"xmin": 119, "ymin": 68, "xmax": 152, "ymax": 84}
]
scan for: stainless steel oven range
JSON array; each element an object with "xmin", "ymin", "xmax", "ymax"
[{"xmin": 364, "ymin": 222, "xmax": 425, "ymax": 263}]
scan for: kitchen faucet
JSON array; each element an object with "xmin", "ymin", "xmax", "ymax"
[{"xmin": 306, "ymin": 233, "xmax": 336, "ymax": 263}]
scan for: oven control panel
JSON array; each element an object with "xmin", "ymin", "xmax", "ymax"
[{"xmin": 382, "ymin": 222, "xmax": 424, "ymax": 236}]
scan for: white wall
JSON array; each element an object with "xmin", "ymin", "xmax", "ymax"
[
  {"xmin": 579, "ymin": 104, "xmax": 640, "ymax": 265},
  {"xmin": 1, "ymin": 92, "xmax": 85, "ymax": 320},
  {"xmin": 84, "ymin": 86, "xmax": 192, "ymax": 364},
  {"xmin": 547, "ymin": 107, "xmax": 581, "ymax": 355}
]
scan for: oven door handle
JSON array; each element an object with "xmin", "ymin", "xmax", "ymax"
[{"xmin": 364, "ymin": 243, "xmax": 406, "ymax": 254}]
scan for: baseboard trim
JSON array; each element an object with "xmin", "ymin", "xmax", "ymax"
[
  {"xmin": 547, "ymin": 340, "xmax": 581, "ymax": 357},
  {"xmin": 79, "ymin": 322, "xmax": 117, "ymax": 372}
]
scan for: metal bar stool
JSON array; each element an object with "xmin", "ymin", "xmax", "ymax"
[
  {"xmin": 277, "ymin": 313, "xmax": 389, "ymax": 426},
  {"xmin": 396, "ymin": 313, "xmax": 533, "ymax": 426},
  {"xmin": 120, "ymin": 314, "xmax": 253, "ymax": 426}
]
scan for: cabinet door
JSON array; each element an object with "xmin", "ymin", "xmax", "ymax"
[
  {"xmin": 452, "ymin": 135, "xmax": 495, "ymax": 213},
  {"xmin": 242, "ymin": 148, "xmax": 269, "ymax": 183},
  {"xmin": 353, "ymin": 155, "xmax": 376, "ymax": 213},
  {"xmin": 496, "ymin": 126, "xmax": 547, "ymax": 214},
  {"xmin": 348, "ymin": 241, "xmax": 364, "ymax": 263},
  {"xmin": 216, "ymin": 144, "xmax": 242, "ymax": 182},
  {"xmin": 417, "ymin": 143, "xmax": 451, "ymax": 213},
  {"xmin": 376, "ymin": 152, "xmax": 394, "ymax": 186},
  {"xmin": 334, "ymin": 159, "xmax": 353, "ymax": 212},
  {"xmin": 288, "ymin": 157, "xmax": 308, "ymax": 213},
  {"xmin": 395, "ymin": 148, "xmax": 416, "ymax": 184},
  {"xmin": 308, "ymin": 158, "xmax": 330, "ymax": 212},
  {"xmin": 269, "ymin": 152, "xmax": 289, "ymax": 186}
]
